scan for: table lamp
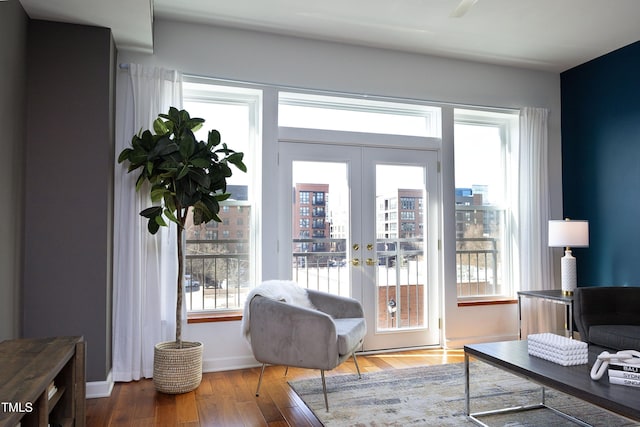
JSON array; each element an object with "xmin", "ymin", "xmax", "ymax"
[{"xmin": 548, "ymin": 219, "xmax": 589, "ymax": 295}]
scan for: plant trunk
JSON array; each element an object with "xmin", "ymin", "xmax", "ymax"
[{"xmin": 176, "ymin": 221, "xmax": 184, "ymax": 349}]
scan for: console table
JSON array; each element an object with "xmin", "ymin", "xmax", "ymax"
[
  {"xmin": 517, "ymin": 289, "xmax": 574, "ymax": 339},
  {"xmin": 0, "ymin": 336, "xmax": 85, "ymax": 427}
]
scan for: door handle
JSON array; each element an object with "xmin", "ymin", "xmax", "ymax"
[
  {"xmin": 351, "ymin": 258, "xmax": 360, "ymax": 266},
  {"xmin": 366, "ymin": 258, "xmax": 375, "ymax": 266}
]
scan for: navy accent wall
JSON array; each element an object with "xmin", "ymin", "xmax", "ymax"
[{"xmin": 561, "ymin": 41, "xmax": 640, "ymax": 287}]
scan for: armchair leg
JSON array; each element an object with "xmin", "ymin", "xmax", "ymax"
[
  {"xmin": 256, "ymin": 363, "xmax": 266, "ymax": 396},
  {"xmin": 352, "ymin": 352, "xmax": 362, "ymax": 379},
  {"xmin": 321, "ymin": 370, "xmax": 329, "ymax": 411}
]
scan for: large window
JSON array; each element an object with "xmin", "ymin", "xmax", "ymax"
[
  {"xmin": 181, "ymin": 78, "xmax": 261, "ymax": 313},
  {"xmin": 279, "ymin": 92, "xmax": 441, "ymax": 138},
  {"xmin": 454, "ymin": 109, "xmax": 519, "ymax": 300}
]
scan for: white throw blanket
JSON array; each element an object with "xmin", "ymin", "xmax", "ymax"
[{"xmin": 241, "ymin": 280, "xmax": 317, "ymax": 342}]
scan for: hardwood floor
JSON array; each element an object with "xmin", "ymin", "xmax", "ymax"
[{"xmin": 87, "ymin": 348, "xmax": 465, "ymax": 426}]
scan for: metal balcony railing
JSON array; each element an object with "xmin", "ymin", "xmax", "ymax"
[
  {"xmin": 455, "ymin": 237, "xmax": 500, "ymax": 298},
  {"xmin": 184, "ymin": 239, "xmax": 250, "ymax": 312},
  {"xmin": 183, "ymin": 235, "xmax": 501, "ymax": 312}
]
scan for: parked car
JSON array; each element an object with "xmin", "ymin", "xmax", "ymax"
[{"xmin": 184, "ymin": 275, "xmax": 200, "ymax": 292}]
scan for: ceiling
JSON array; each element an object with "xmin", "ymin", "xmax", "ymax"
[{"xmin": 18, "ymin": 0, "xmax": 640, "ymax": 72}]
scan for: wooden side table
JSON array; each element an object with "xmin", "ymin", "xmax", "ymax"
[
  {"xmin": 0, "ymin": 336, "xmax": 85, "ymax": 427},
  {"xmin": 517, "ymin": 289, "xmax": 574, "ymax": 339}
]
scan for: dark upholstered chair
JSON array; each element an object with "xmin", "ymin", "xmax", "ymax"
[
  {"xmin": 574, "ymin": 286, "xmax": 640, "ymax": 355},
  {"xmin": 248, "ymin": 289, "xmax": 366, "ymax": 411}
]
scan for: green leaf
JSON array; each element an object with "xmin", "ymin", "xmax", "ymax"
[
  {"xmin": 153, "ymin": 118, "xmax": 169, "ymax": 135},
  {"xmin": 117, "ymin": 148, "xmax": 132, "ymax": 163},
  {"xmin": 147, "ymin": 219, "xmax": 160, "ymax": 234},
  {"xmin": 168, "ymin": 107, "xmax": 181, "ymax": 123},
  {"xmin": 179, "ymin": 132, "xmax": 197, "ymax": 159},
  {"xmin": 186, "ymin": 118, "xmax": 205, "ymax": 131},
  {"xmin": 215, "ymin": 193, "xmax": 231, "ymax": 202},
  {"xmin": 135, "ymin": 174, "xmax": 146, "ymax": 192},
  {"xmin": 140, "ymin": 206, "xmax": 163, "ymax": 219},
  {"xmin": 188, "ymin": 168, "xmax": 210, "ymax": 188},
  {"xmin": 145, "ymin": 161, "xmax": 154, "ymax": 175},
  {"xmin": 190, "ymin": 157, "xmax": 212, "ymax": 168},
  {"xmin": 207, "ymin": 130, "xmax": 221, "ymax": 148},
  {"xmin": 150, "ymin": 136, "xmax": 179, "ymax": 158},
  {"xmin": 197, "ymin": 196, "xmax": 218, "ymax": 223},
  {"xmin": 150, "ymin": 186, "xmax": 167, "ymax": 203},
  {"xmin": 227, "ymin": 152, "xmax": 247, "ymax": 172},
  {"xmin": 177, "ymin": 164, "xmax": 190, "ymax": 180},
  {"xmin": 164, "ymin": 208, "xmax": 179, "ymax": 224},
  {"xmin": 155, "ymin": 215, "xmax": 168, "ymax": 227}
]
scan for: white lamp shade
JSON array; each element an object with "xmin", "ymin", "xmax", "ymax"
[{"xmin": 548, "ymin": 220, "xmax": 589, "ymax": 248}]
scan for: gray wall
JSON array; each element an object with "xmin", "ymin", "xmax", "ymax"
[
  {"xmin": 23, "ymin": 20, "xmax": 115, "ymax": 382},
  {"xmin": 0, "ymin": 0, "xmax": 28, "ymax": 341}
]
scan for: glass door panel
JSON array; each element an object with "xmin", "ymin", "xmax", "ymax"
[
  {"xmin": 375, "ymin": 165, "xmax": 426, "ymax": 331},
  {"xmin": 291, "ymin": 161, "xmax": 350, "ymax": 297}
]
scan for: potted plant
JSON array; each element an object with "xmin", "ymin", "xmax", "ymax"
[{"xmin": 118, "ymin": 107, "xmax": 246, "ymax": 393}]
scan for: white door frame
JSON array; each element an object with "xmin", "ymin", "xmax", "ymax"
[{"xmin": 278, "ymin": 131, "xmax": 442, "ymax": 350}]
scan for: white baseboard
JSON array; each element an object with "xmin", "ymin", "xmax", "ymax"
[
  {"xmin": 86, "ymin": 370, "xmax": 114, "ymax": 399},
  {"xmin": 85, "ymin": 357, "xmax": 260, "ymax": 398},
  {"xmin": 202, "ymin": 355, "xmax": 260, "ymax": 373},
  {"xmin": 445, "ymin": 333, "xmax": 518, "ymax": 349}
]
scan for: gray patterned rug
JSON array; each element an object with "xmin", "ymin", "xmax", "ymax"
[{"xmin": 288, "ymin": 362, "xmax": 639, "ymax": 426}]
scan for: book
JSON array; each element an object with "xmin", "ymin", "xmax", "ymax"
[
  {"xmin": 47, "ymin": 381, "xmax": 58, "ymax": 399},
  {"xmin": 609, "ymin": 376, "xmax": 640, "ymax": 388},
  {"xmin": 609, "ymin": 369, "xmax": 640, "ymax": 380},
  {"xmin": 608, "ymin": 362, "xmax": 640, "ymax": 373}
]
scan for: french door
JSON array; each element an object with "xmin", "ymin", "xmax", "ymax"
[{"xmin": 279, "ymin": 142, "xmax": 441, "ymax": 351}]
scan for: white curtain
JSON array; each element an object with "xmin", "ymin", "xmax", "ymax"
[
  {"xmin": 112, "ymin": 65, "xmax": 183, "ymax": 382},
  {"xmin": 518, "ymin": 107, "xmax": 557, "ymax": 335}
]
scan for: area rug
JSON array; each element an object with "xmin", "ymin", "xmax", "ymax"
[{"xmin": 288, "ymin": 362, "xmax": 639, "ymax": 426}]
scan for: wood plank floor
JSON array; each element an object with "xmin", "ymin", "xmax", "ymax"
[{"xmin": 87, "ymin": 348, "xmax": 465, "ymax": 426}]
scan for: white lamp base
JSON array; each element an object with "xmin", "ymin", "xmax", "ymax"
[{"xmin": 561, "ymin": 249, "xmax": 577, "ymax": 296}]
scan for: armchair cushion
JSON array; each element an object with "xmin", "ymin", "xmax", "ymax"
[
  {"xmin": 334, "ymin": 317, "xmax": 367, "ymax": 355},
  {"xmin": 589, "ymin": 325, "xmax": 640, "ymax": 351}
]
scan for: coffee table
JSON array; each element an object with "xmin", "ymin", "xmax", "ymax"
[{"xmin": 464, "ymin": 340, "xmax": 640, "ymax": 426}]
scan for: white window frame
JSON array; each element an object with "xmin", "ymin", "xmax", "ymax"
[
  {"xmin": 454, "ymin": 108, "xmax": 519, "ymax": 301},
  {"xmin": 182, "ymin": 76, "xmax": 263, "ymax": 314}
]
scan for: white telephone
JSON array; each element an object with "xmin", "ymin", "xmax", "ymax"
[{"xmin": 590, "ymin": 350, "xmax": 640, "ymax": 380}]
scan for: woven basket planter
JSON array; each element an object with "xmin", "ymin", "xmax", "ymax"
[{"xmin": 153, "ymin": 341, "xmax": 203, "ymax": 394}]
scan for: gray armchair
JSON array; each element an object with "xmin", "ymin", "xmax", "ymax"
[
  {"xmin": 248, "ymin": 289, "xmax": 367, "ymax": 410},
  {"xmin": 574, "ymin": 286, "xmax": 640, "ymax": 355}
]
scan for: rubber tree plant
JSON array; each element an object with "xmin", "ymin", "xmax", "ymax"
[{"xmin": 118, "ymin": 107, "xmax": 246, "ymax": 348}]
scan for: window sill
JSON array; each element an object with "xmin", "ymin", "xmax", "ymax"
[
  {"xmin": 187, "ymin": 311, "xmax": 243, "ymax": 324},
  {"xmin": 457, "ymin": 298, "xmax": 517, "ymax": 307}
]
